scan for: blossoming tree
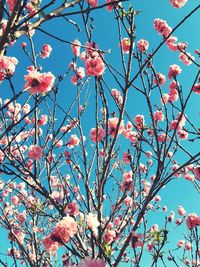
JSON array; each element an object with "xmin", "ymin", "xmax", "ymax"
[{"xmin": 0, "ymin": 0, "xmax": 199, "ymax": 266}]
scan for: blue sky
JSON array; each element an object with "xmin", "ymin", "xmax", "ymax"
[{"xmin": 1, "ymin": 0, "xmax": 200, "ymax": 266}]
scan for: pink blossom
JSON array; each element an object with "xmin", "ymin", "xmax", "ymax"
[
  {"xmin": 67, "ymin": 134, "xmax": 80, "ymax": 148},
  {"xmin": 125, "ymin": 131, "xmax": 138, "ymax": 143},
  {"xmin": 104, "ymin": 229, "xmax": 116, "ymax": 244},
  {"xmin": 187, "ymin": 164, "xmax": 194, "ymax": 171},
  {"xmin": 121, "ymin": 171, "xmax": 133, "ymax": 191},
  {"xmin": 161, "ymin": 93, "xmax": 170, "ymax": 105},
  {"xmin": 123, "ymin": 151, "xmax": 132, "ymax": 164},
  {"xmin": 177, "ymin": 41, "xmax": 188, "ymax": 51},
  {"xmin": 53, "ymin": 216, "xmax": 78, "ymax": 243},
  {"xmin": 123, "ymin": 171, "xmax": 133, "ymax": 181},
  {"xmin": 70, "ymin": 76, "xmax": 78, "ymax": 85},
  {"xmin": 124, "ymin": 196, "xmax": 133, "ymax": 206},
  {"xmin": 179, "ymin": 52, "xmax": 194, "ymax": 65},
  {"xmin": 71, "ymin": 39, "xmax": 81, "ymax": 57},
  {"xmin": 7, "ymin": 0, "xmax": 17, "ymax": 12},
  {"xmin": 87, "ymin": 0, "xmax": 98, "ymax": 7},
  {"xmin": 148, "ymin": 242, "xmax": 155, "ymax": 252},
  {"xmin": 172, "ymin": 164, "xmax": 182, "ymax": 177},
  {"xmin": 55, "ymin": 139, "xmax": 63, "ymax": 148},
  {"xmin": 185, "ymin": 242, "xmax": 192, "ymax": 251},
  {"xmin": 169, "ymin": 80, "xmax": 179, "ymax": 90},
  {"xmin": 154, "ymin": 195, "xmax": 161, "ymax": 202},
  {"xmin": 85, "ymin": 57, "xmax": 105, "ymax": 76},
  {"xmin": 65, "ymin": 201, "xmax": 79, "ymax": 216},
  {"xmin": 139, "ymin": 163, "xmax": 147, "ymax": 172},
  {"xmin": 0, "ymin": 56, "xmax": 18, "ymax": 81},
  {"xmin": 177, "ymin": 130, "xmax": 188, "ymax": 140},
  {"xmin": 186, "ymin": 213, "xmax": 200, "ymax": 229},
  {"xmin": 85, "ymin": 41, "xmax": 99, "ymax": 57},
  {"xmin": 137, "ymin": 39, "xmax": 149, "ymax": 52},
  {"xmin": 25, "ymin": 2, "xmax": 38, "ymax": 15},
  {"xmin": 108, "ymin": 117, "xmax": 124, "ymax": 137},
  {"xmin": 111, "ymin": 89, "xmax": 123, "ymax": 104},
  {"xmin": 192, "ymin": 83, "xmax": 200, "ymax": 94},
  {"xmin": 106, "ymin": 222, "xmax": 113, "ymax": 229},
  {"xmin": 76, "ymin": 67, "xmax": 85, "ymax": 79},
  {"xmin": 114, "ymin": 217, "xmax": 120, "ymax": 226},
  {"xmin": 11, "ymin": 196, "xmax": 20, "ymax": 205},
  {"xmin": 71, "ymin": 66, "xmax": 86, "ymax": 85},
  {"xmin": 27, "ymin": 145, "xmax": 43, "ymax": 160},
  {"xmin": 158, "ymin": 133, "xmax": 168, "ymax": 142},
  {"xmin": 178, "ymin": 206, "xmax": 186, "ymax": 216},
  {"xmin": 154, "ymin": 18, "xmax": 172, "ymax": 37},
  {"xmin": 22, "ymin": 103, "xmax": 31, "ymax": 114},
  {"xmin": 167, "ymin": 151, "xmax": 173, "ymax": 158},
  {"xmin": 168, "ymin": 89, "xmax": 179, "ymax": 103},
  {"xmin": 168, "ymin": 64, "xmax": 182, "ymax": 79},
  {"xmin": 163, "ymin": 206, "xmax": 167, "ymax": 212},
  {"xmin": 166, "ymin": 36, "xmax": 178, "ymax": 51},
  {"xmin": 132, "ymin": 232, "xmax": 143, "ymax": 248},
  {"xmin": 176, "ymin": 218, "xmax": 182, "ymax": 225},
  {"xmin": 193, "ymin": 166, "xmax": 200, "ymax": 179},
  {"xmin": 168, "ymin": 211, "xmax": 175, "ymax": 223},
  {"xmin": 170, "ymin": 120, "xmax": 183, "ymax": 130},
  {"xmin": 24, "ymin": 70, "xmax": 55, "ymax": 94},
  {"xmin": 153, "ymin": 110, "xmax": 165, "ymax": 122},
  {"xmin": 79, "ymin": 257, "xmax": 106, "ymax": 267},
  {"xmin": 121, "ymin": 38, "xmax": 134, "ymax": 54},
  {"xmin": 38, "ymin": 114, "xmax": 48, "ymax": 126},
  {"xmin": 177, "ymin": 240, "xmax": 185, "ymax": 248},
  {"xmin": 145, "ymin": 151, "xmax": 152, "ymax": 158},
  {"xmin": 15, "ymin": 211, "xmax": 27, "ymax": 224},
  {"xmin": 8, "ymin": 248, "xmax": 20, "ymax": 258},
  {"xmin": 170, "ymin": 0, "xmax": 188, "ymax": 9},
  {"xmin": 42, "ymin": 233, "xmax": 60, "ymax": 254},
  {"xmin": 134, "ymin": 114, "xmax": 145, "ymax": 130},
  {"xmin": 153, "ymin": 73, "xmax": 166, "ymax": 86},
  {"xmin": 21, "ymin": 42, "xmax": 27, "ymax": 49},
  {"xmin": 148, "ymin": 160, "xmax": 153, "ymax": 166},
  {"xmin": 40, "ymin": 44, "xmax": 52, "ymax": 59},
  {"xmin": 90, "ymin": 127, "xmax": 105, "ymax": 142},
  {"xmin": 106, "ymin": 0, "xmax": 118, "ymax": 11}
]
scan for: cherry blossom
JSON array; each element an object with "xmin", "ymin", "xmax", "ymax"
[
  {"xmin": 137, "ymin": 39, "xmax": 149, "ymax": 52},
  {"xmin": 170, "ymin": 0, "xmax": 188, "ymax": 9},
  {"xmin": 27, "ymin": 145, "xmax": 43, "ymax": 160},
  {"xmin": 40, "ymin": 44, "xmax": 52, "ymax": 59},
  {"xmin": 24, "ymin": 70, "xmax": 55, "ymax": 94}
]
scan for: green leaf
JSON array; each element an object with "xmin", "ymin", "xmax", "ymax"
[
  {"xmin": 40, "ymin": 10, "xmax": 46, "ymax": 18},
  {"xmin": 104, "ymin": 243, "xmax": 112, "ymax": 257}
]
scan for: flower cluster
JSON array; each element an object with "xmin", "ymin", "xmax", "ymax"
[
  {"xmin": 154, "ymin": 18, "xmax": 172, "ymax": 37},
  {"xmin": 186, "ymin": 213, "xmax": 200, "ymax": 229},
  {"xmin": 71, "ymin": 40, "xmax": 105, "ymax": 78},
  {"xmin": 90, "ymin": 127, "xmax": 105, "ymax": 142},
  {"xmin": 24, "ymin": 69, "xmax": 55, "ymax": 94},
  {"xmin": 42, "ymin": 216, "xmax": 78, "ymax": 254},
  {"xmin": 121, "ymin": 38, "xmax": 132, "ymax": 54},
  {"xmin": 137, "ymin": 39, "xmax": 149, "ymax": 52},
  {"xmin": 27, "ymin": 145, "xmax": 43, "ymax": 160},
  {"xmin": 0, "ymin": 56, "xmax": 18, "ymax": 81}
]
